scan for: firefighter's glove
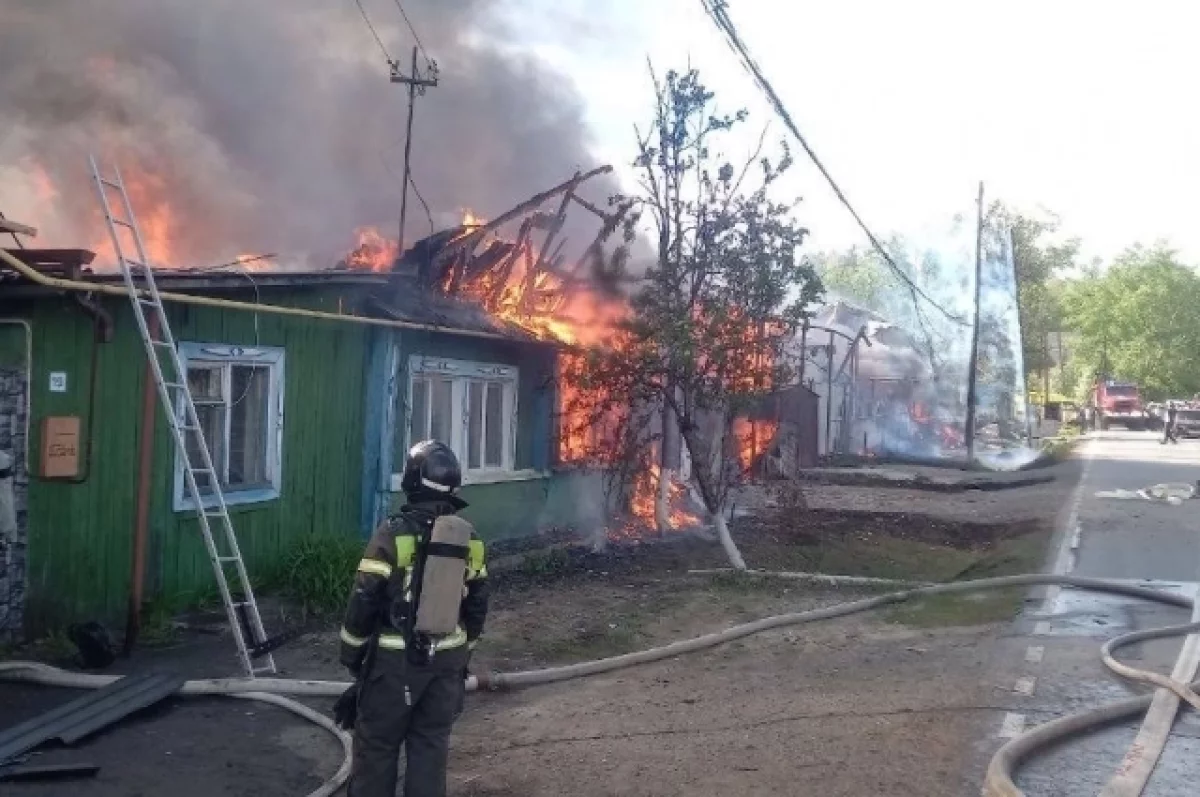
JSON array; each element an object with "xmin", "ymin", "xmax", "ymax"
[{"xmin": 333, "ymin": 683, "xmax": 359, "ymax": 731}]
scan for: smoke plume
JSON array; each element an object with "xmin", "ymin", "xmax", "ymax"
[{"xmin": 0, "ymin": 0, "xmax": 619, "ymax": 269}]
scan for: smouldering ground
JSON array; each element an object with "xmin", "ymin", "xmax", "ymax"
[{"xmin": 0, "ymin": 462, "xmax": 1079, "ymax": 796}]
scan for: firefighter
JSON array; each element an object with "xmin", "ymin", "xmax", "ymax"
[
  {"xmin": 1162, "ymin": 401, "xmax": 1179, "ymax": 445},
  {"xmin": 335, "ymin": 439, "xmax": 490, "ymax": 797}
]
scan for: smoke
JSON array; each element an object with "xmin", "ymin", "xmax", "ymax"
[{"xmin": 0, "ymin": 0, "xmax": 620, "ymax": 269}]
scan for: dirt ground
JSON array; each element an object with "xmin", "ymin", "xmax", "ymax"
[{"xmin": 0, "ymin": 459, "xmax": 1081, "ymax": 797}]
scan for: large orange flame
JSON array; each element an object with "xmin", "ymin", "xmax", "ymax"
[
  {"xmin": 344, "ymin": 227, "xmax": 398, "ymax": 272},
  {"xmin": 733, "ymin": 417, "xmax": 778, "ymax": 474}
]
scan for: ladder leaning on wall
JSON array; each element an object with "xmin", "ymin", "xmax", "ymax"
[{"xmin": 89, "ymin": 156, "xmax": 276, "ymax": 677}]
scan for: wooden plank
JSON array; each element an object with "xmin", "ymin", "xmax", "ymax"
[{"xmin": 0, "ymin": 218, "xmax": 37, "ymax": 238}]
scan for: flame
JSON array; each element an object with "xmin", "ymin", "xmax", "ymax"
[
  {"xmin": 84, "ymin": 164, "xmax": 178, "ymax": 267},
  {"xmin": 733, "ymin": 417, "xmax": 778, "ymax": 474},
  {"xmin": 627, "ymin": 464, "xmax": 702, "ymax": 533},
  {"xmin": 461, "ymin": 209, "xmax": 487, "ymax": 227},
  {"xmin": 344, "ymin": 227, "xmax": 398, "ymax": 272}
]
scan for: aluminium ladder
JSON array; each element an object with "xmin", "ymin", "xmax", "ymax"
[{"xmin": 89, "ymin": 156, "xmax": 276, "ymax": 676}]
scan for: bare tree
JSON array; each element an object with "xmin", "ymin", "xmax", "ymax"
[{"xmin": 566, "ymin": 67, "xmax": 822, "ymax": 568}]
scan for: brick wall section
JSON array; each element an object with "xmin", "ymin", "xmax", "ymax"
[{"xmin": 0, "ymin": 367, "xmax": 28, "ymax": 641}]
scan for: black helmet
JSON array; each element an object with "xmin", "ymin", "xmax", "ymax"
[{"xmin": 400, "ymin": 439, "xmax": 462, "ymax": 497}]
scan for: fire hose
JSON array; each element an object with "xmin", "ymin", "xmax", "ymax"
[{"xmin": 2, "ymin": 571, "xmax": 1198, "ymax": 797}]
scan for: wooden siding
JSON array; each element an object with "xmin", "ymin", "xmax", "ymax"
[{"xmin": 2, "ymin": 289, "xmax": 370, "ymax": 630}]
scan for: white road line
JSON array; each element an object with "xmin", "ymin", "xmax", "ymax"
[
  {"xmin": 1025, "ymin": 646, "xmax": 1045, "ymax": 664},
  {"xmin": 1014, "ymin": 676, "xmax": 1037, "ymax": 696},
  {"xmin": 998, "ymin": 712, "xmax": 1026, "ymax": 739},
  {"xmin": 1040, "ymin": 439, "xmax": 1095, "ymax": 617}
]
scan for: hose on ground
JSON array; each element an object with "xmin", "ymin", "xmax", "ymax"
[
  {"xmin": 0, "ymin": 660, "xmax": 352, "ymax": 797},
  {"xmin": 2, "ymin": 571, "xmax": 1196, "ymax": 796}
]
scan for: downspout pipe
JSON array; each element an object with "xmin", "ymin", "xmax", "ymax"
[
  {"xmin": 0, "ymin": 248, "xmax": 515, "ymax": 343},
  {"xmin": 126, "ymin": 312, "xmax": 159, "ymax": 655}
]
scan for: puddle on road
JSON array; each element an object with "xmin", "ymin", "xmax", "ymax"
[{"xmin": 1036, "ymin": 581, "xmax": 1198, "ymax": 637}]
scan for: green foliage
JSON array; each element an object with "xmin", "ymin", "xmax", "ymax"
[
  {"xmin": 989, "ymin": 204, "xmax": 1079, "ymax": 376},
  {"xmin": 269, "ymin": 533, "xmax": 363, "ymax": 615},
  {"xmin": 520, "ymin": 546, "xmax": 572, "ymax": 576},
  {"xmin": 1059, "ymin": 244, "xmax": 1200, "ymax": 399}
]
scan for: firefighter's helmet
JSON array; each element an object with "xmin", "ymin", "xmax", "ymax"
[{"xmin": 401, "ymin": 439, "xmax": 462, "ymax": 496}]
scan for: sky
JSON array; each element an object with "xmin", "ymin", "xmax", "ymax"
[{"xmin": 488, "ymin": 0, "xmax": 1200, "ymax": 265}]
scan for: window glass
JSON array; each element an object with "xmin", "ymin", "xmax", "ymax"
[
  {"xmin": 228, "ymin": 365, "xmax": 270, "ymax": 488},
  {"xmin": 468, "ymin": 381, "xmax": 484, "ymax": 469},
  {"xmin": 429, "ymin": 378, "xmax": 453, "ymax": 444},
  {"xmin": 410, "ymin": 378, "xmax": 430, "ymax": 441},
  {"xmin": 485, "ymin": 382, "xmax": 504, "ymax": 467}
]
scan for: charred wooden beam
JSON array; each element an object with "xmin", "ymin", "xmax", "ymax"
[{"xmin": 454, "ymin": 165, "xmax": 613, "ymax": 252}]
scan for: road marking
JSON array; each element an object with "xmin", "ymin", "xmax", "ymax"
[
  {"xmin": 1025, "ymin": 646, "xmax": 1045, "ymax": 664},
  {"xmin": 1014, "ymin": 676, "xmax": 1037, "ymax": 696},
  {"xmin": 1033, "ymin": 621, "xmax": 1052, "ymax": 636},
  {"xmin": 999, "ymin": 712, "xmax": 1026, "ymax": 738},
  {"xmin": 1039, "ymin": 440, "xmax": 1095, "ymax": 618}
]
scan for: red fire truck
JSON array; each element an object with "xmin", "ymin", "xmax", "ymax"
[{"xmin": 1086, "ymin": 378, "xmax": 1147, "ymax": 431}]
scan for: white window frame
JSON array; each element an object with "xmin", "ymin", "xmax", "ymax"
[
  {"xmin": 405, "ymin": 355, "xmax": 518, "ymax": 484},
  {"xmin": 173, "ymin": 342, "xmax": 285, "ymax": 512}
]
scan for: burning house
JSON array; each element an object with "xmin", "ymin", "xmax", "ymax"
[
  {"xmin": 791, "ymin": 301, "xmax": 949, "ymax": 460},
  {"xmin": 0, "ymin": 165, "xmax": 660, "ymax": 638}
]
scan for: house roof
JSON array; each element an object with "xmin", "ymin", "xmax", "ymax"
[
  {"xmin": 2, "ymin": 249, "xmax": 555, "ymax": 345},
  {"xmin": 367, "ymin": 282, "xmax": 552, "ymax": 345},
  {"xmin": 0, "ymin": 250, "xmax": 390, "ymax": 290}
]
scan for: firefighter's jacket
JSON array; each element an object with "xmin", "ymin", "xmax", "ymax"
[{"xmin": 339, "ymin": 501, "xmax": 489, "ymax": 673}]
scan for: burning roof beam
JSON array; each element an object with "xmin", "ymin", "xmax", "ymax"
[{"xmin": 0, "ymin": 218, "xmax": 38, "ymax": 238}]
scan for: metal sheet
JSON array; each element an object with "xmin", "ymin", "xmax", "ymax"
[{"xmin": 0, "ymin": 673, "xmax": 184, "ymax": 763}]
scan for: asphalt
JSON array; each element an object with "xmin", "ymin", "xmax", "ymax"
[{"xmin": 999, "ymin": 430, "xmax": 1200, "ymax": 795}]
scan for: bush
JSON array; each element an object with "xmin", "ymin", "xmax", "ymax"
[{"xmin": 272, "ymin": 533, "xmax": 363, "ymax": 615}]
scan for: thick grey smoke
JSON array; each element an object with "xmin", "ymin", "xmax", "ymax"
[{"xmin": 0, "ymin": 0, "xmax": 618, "ymax": 269}]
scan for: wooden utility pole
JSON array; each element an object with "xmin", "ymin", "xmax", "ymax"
[
  {"xmin": 964, "ymin": 182, "xmax": 985, "ymax": 465},
  {"xmin": 391, "ymin": 47, "xmax": 438, "ymax": 257}
]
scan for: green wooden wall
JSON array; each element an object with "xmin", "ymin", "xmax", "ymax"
[{"xmin": 1, "ymin": 289, "xmax": 370, "ymax": 631}]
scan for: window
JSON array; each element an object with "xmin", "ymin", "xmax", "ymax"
[
  {"xmin": 407, "ymin": 356, "xmax": 517, "ymax": 479},
  {"xmin": 174, "ymin": 343, "xmax": 285, "ymax": 511}
]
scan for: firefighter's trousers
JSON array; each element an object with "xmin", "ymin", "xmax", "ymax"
[{"xmin": 348, "ymin": 647, "xmax": 467, "ymax": 797}]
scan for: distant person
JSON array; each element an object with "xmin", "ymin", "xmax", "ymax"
[{"xmin": 1162, "ymin": 401, "xmax": 1179, "ymax": 444}]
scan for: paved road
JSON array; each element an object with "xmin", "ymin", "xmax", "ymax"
[{"xmin": 1002, "ymin": 430, "xmax": 1200, "ymax": 795}]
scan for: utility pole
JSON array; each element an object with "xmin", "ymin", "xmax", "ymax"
[
  {"xmin": 391, "ymin": 47, "xmax": 438, "ymax": 257},
  {"xmin": 964, "ymin": 182, "xmax": 985, "ymax": 466}
]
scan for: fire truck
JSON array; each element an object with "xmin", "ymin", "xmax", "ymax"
[{"xmin": 1086, "ymin": 378, "xmax": 1147, "ymax": 431}]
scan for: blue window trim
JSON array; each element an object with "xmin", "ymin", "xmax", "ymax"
[{"xmin": 172, "ymin": 342, "xmax": 286, "ymax": 513}]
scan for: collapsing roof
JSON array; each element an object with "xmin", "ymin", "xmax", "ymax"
[
  {"xmin": 366, "ymin": 277, "xmax": 547, "ymax": 344},
  {"xmin": 0, "ymin": 248, "xmax": 550, "ymax": 345},
  {"xmin": 808, "ymin": 301, "xmax": 929, "ymax": 381}
]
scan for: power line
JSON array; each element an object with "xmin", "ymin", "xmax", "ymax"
[
  {"xmin": 391, "ymin": 0, "xmax": 433, "ymax": 68},
  {"xmin": 353, "ymin": 0, "xmax": 392, "ymax": 63},
  {"xmin": 408, "ymin": 171, "xmax": 436, "ymax": 235},
  {"xmin": 698, "ymin": 0, "xmax": 968, "ymax": 327}
]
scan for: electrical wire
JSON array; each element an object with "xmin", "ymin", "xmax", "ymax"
[
  {"xmin": 698, "ymin": 0, "xmax": 967, "ymax": 327},
  {"xmin": 391, "ymin": 0, "xmax": 433, "ymax": 69},
  {"xmin": 353, "ymin": 0, "xmax": 393, "ymax": 64},
  {"xmin": 408, "ymin": 171, "xmax": 436, "ymax": 236}
]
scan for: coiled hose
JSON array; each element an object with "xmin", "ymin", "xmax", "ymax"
[{"xmin": 2, "ymin": 572, "xmax": 1196, "ymax": 797}]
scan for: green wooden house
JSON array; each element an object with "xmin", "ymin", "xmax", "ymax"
[{"xmin": 0, "ymin": 251, "xmax": 571, "ymax": 639}]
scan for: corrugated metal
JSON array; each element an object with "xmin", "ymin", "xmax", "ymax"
[{"xmin": 0, "ymin": 673, "xmax": 184, "ymax": 763}]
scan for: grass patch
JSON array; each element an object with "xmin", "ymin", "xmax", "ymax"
[
  {"xmin": 528, "ymin": 619, "xmax": 644, "ymax": 662},
  {"xmin": 519, "ymin": 547, "xmax": 572, "ymax": 577},
  {"xmin": 885, "ymin": 587, "xmax": 1027, "ymax": 627},
  {"xmin": 267, "ymin": 533, "xmax": 363, "ymax": 615}
]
